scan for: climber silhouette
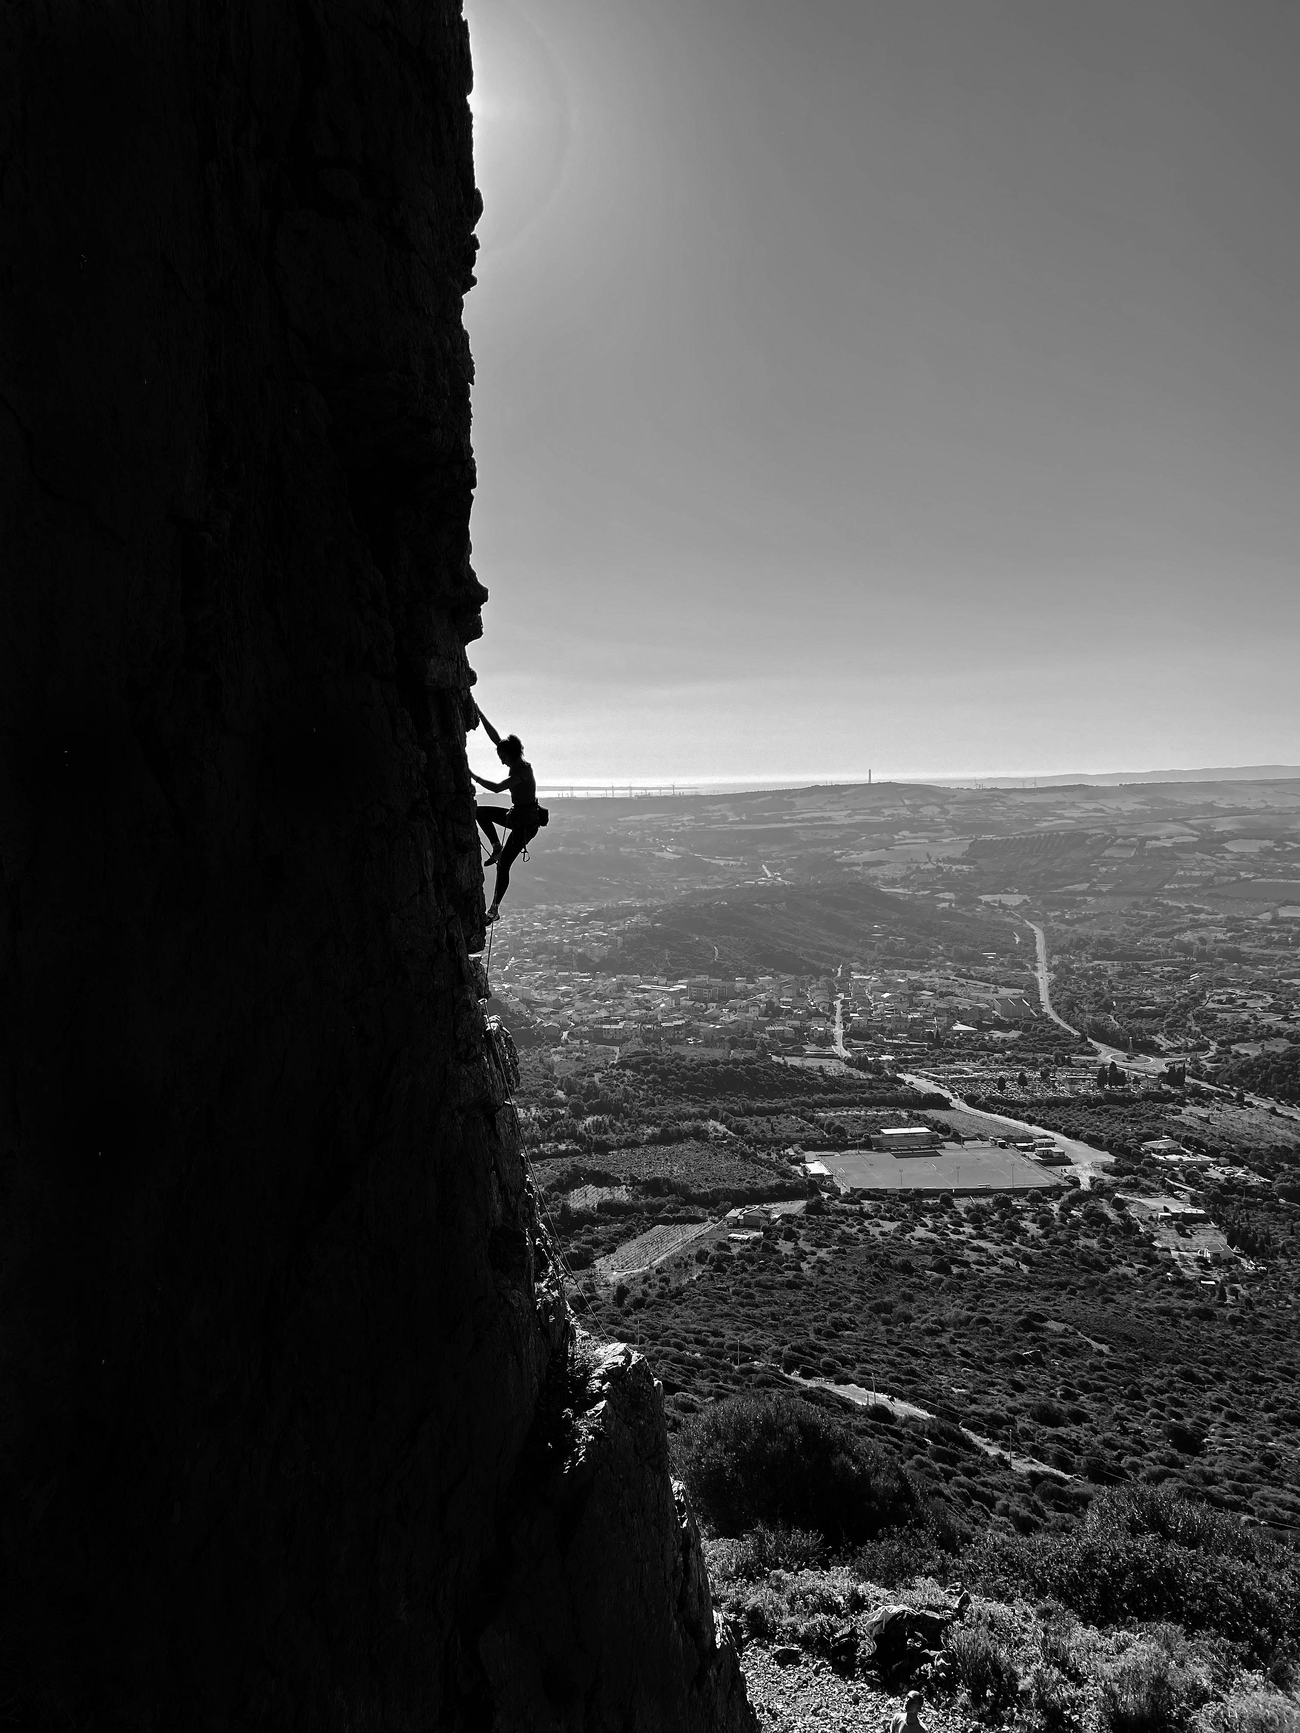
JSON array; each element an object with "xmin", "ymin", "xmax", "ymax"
[{"xmin": 471, "ymin": 706, "xmax": 547, "ymax": 924}]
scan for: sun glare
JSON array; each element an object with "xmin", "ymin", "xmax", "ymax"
[{"xmin": 464, "ymin": 0, "xmax": 570, "ymax": 256}]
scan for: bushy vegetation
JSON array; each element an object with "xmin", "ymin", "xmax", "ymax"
[
  {"xmin": 1099, "ymin": 1647, "xmax": 1196, "ymax": 1733},
  {"xmin": 702, "ymin": 1514, "xmax": 1300, "ymax": 1733},
  {"xmin": 1211, "ymin": 1689, "xmax": 1300, "ymax": 1733},
  {"xmin": 1024, "ymin": 1659, "xmax": 1085, "ymax": 1733},
  {"xmin": 617, "ymin": 1049, "xmax": 943, "ymax": 1112},
  {"xmin": 968, "ymin": 1488, "xmax": 1300, "ymax": 1665},
  {"xmin": 518, "ymin": 1044, "xmax": 1300, "ymax": 1551},
  {"xmin": 579, "ymin": 1180, "xmax": 1300, "ymax": 1532},
  {"xmin": 1212, "ymin": 1046, "xmax": 1300, "ymax": 1108},
  {"xmin": 705, "ymin": 1506, "xmax": 1298, "ymax": 1732},
  {"xmin": 674, "ymin": 1391, "xmax": 917, "ymax": 1544},
  {"xmin": 538, "ymin": 1140, "xmax": 803, "ymax": 1208},
  {"xmin": 945, "ymin": 1617, "xmax": 1021, "ymax": 1713}
]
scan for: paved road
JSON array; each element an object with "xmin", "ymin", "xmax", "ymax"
[
  {"xmin": 832, "ymin": 994, "xmax": 848, "ymax": 1058},
  {"xmin": 1025, "ymin": 918, "xmax": 1185, "ymax": 1079},
  {"xmin": 1003, "ymin": 915, "xmax": 1296, "ymax": 1126},
  {"xmin": 1024, "ymin": 920, "xmax": 1079, "ymax": 1033}
]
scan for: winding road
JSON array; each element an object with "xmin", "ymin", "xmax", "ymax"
[
  {"xmin": 1025, "ymin": 917, "xmax": 1192, "ymax": 1080},
  {"xmin": 904, "ymin": 919, "xmax": 1297, "ymax": 1163}
]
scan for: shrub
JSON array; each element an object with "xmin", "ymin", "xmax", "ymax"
[
  {"xmin": 926, "ymin": 1416, "xmax": 977, "ymax": 1454},
  {"xmin": 1031, "ymin": 1399, "xmax": 1068, "ymax": 1427},
  {"xmin": 1099, "ymin": 1648, "xmax": 1192, "ymax": 1733},
  {"xmin": 1106, "ymin": 1486, "xmax": 1262, "ymax": 1560},
  {"xmin": 1025, "ymin": 1662, "xmax": 1082, "ymax": 1733},
  {"xmin": 795, "ymin": 1611, "xmax": 841, "ymax": 1656},
  {"xmin": 780, "ymin": 1567, "xmax": 864, "ymax": 1619},
  {"xmin": 708, "ymin": 1522, "xmax": 827, "ymax": 1580},
  {"xmin": 741, "ymin": 1585, "xmax": 785, "ymax": 1641},
  {"xmin": 963, "ymin": 1486, "xmax": 1300, "ymax": 1661},
  {"xmin": 851, "ymin": 1525, "xmax": 955, "ymax": 1589},
  {"xmin": 1165, "ymin": 1422, "xmax": 1206, "ymax": 1456},
  {"xmin": 1266, "ymin": 1644, "xmax": 1299, "ymax": 1695},
  {"xmin": 674, "ymin": 1392, "xmax": 917, "ymax": 1544},
  {"xmin": 945, "ymin": 1620, "xmax": 1019, "ymax": 1714},
  {"xmin": 1210, "ymin": 1691, "xmax": 1300, "ymax": 1733},
  {"xmin": 1038, "ymin": 1612, "xmax": 1091, "ymax": 1682}
]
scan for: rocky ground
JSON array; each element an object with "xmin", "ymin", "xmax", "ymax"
[
  {"xmin": 742, "ymin": 1645, "xmax": 968, "ymax": 1733},
  {"xmin": 707, "ymin": 1537, "xmax": 1300, "ymax": 1733}
]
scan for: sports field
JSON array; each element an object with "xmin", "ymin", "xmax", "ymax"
[{"xmin": 814, "ymin": 1141, "xmax": 1066, "ymax": 1194}]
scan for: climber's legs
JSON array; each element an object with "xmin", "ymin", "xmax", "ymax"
[
  {"xmin": 491, "ymin": 823, "xmax": 530, "ymax": 911},
  {"xmin": 476, "ymin": 804, "xmax": 509, "ymax": 863}
]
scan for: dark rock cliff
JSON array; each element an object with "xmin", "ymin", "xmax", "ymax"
[{"xmin": 0, "ymin": 4, "xmax": 752, "ymax": 1727}]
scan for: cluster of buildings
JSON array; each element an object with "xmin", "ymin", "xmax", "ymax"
[
  {"xmin": 1135, "ymin": 1135, "xmax": 1272, "ymax": 1192},
  {"xmin": 842, "ymin": 970, "xmax": 1042, "ymax": 1037},
  {"xmin": 494, "ymin": 963, "xmax": 837, "ymax": 1056},
  {"xmin": 1201, "ymin": 985, "xmax": 1300, "ymax": 1037},
  {"xmin": 491, "ymin": 915, "xmax": 1050, "ymax": 1061}
]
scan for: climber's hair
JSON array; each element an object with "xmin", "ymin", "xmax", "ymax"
[{"xmin": 499, "ymin": 734, "xmax": 524, "ymax": 763}]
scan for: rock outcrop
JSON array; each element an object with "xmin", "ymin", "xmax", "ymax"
[
  {"xmin": 481, "ymin": 1343, "xmax": 753, "ymax": 1733},
  {"xmin": 0, "ymin": 3, "xmax": 752, "ymax": 1727}
]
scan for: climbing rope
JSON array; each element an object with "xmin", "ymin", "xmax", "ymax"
[
  {"xmin": 478, "ymin": 826, "xmax": 498, "ymax": 977},
  {"xmin": 521, "ymin": 1144, "xmax": 620, "ymax": 1351},
  {"xmin": 475, "ymin": 812, "xmax": 617, "ymax": 1348}
]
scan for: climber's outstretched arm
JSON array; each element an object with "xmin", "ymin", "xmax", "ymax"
[
  {"xmin": 475, "ymin": 705, "xmax": 502, "ymax": 748},
  {"xmin": 472, "ymin": 770, "xmax": 509, "ymax": 794}
]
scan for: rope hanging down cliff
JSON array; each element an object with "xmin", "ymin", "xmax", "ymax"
[{"xmin": 470, "ymin": 708, "xmax": 615, "ymax": 1338}]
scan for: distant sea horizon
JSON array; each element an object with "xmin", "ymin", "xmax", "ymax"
[{"xmin": 536, "ymin": 764, "xmax": 1300, "ymax": 797}]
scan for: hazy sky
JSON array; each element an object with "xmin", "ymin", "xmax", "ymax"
[{"xmin": 464, "ymin": 0, "xmax": 1300, "ymax": 784}]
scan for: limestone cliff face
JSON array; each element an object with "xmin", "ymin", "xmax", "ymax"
[{"xmin": 0, "ymin": 4, "xmax": 751, "ymax": 1727}]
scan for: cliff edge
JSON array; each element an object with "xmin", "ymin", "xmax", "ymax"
[{"xmin": 0, "ymin": 3, "xmax": 751, "ymax": 1726}]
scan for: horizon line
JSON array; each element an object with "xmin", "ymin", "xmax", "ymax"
[{"xmin": 535, "ymin": 761, "xmax": 1300, "ymax": 793}]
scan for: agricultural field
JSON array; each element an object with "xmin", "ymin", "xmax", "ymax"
[{"xmin": 518, "ymin": 1048, "xmax": 951, "ymax": 1270}]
